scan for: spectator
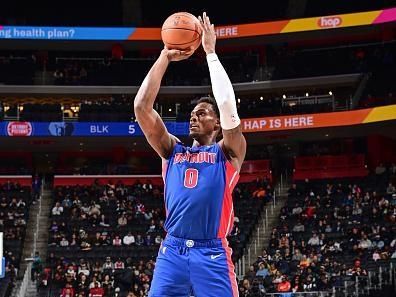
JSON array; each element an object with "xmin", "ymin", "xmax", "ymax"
[
  {"xmin": 51, "ymin": 202, "xmax": 64, "ymax": 216},
  {"xmin": 358, "ymin": 234, "xmax": 373, "ymax": 250},
  {"xmin": 277, "ymin": 275, "xmax": 291, "ymax": 292},
  {"xmin": 53, "ymin": 69, "xmax": 65, "ymax": 85},
  {"xmin": 145, "ymin": 234, "xmax": 154, "ymax": 246},
  {"xmin": 255, "ymin": 262, "xmax": 269, "ymax": 278},
  {"xmin": 308, "ymin": 233, "xmax": 321, "ymax": 246},
  {"xmin": 78, "ymin": 262, "xmax": 90, "ymax": 277},
  {"xmin": 375, "ymin": 163, "xmax": 386, "ymax": 175},
  {"xmin": 112, "ymin": 234, "xmax": 122, "ymax": 246},
  {"xmin": 102, "ymin": 257, "xmax": 114, "ymax": 273},
  {"xmin": 146, "ymin": 219, "xmax": 157, "ymax": 233},
  {"xmin": 386, "ymin": 182, "xmax": 395, "ymax": 195},
  {"xmin": 31, "ymin": 251, "xmax": 43, "ymax": 281},
  {"xmin": 114, "ymin": 258, "xmax": 125, "ymax": 270},
  {"xmin": 123, "ymin": 231, "xmax": 135, "ymax": 246},
  {"xmin": 288, "ymin": 183, "xmax": 299, "ymax": 197},
  {"xmin": 117, "ymin": 213, "xmax": 128, "ymax": 227},
  {"xmin": 154, "ymin": 235, "xmax": 163, "ymax": 245},
  {"xmin": 61, "ymin": 285, "xmax": 75, "ymax": 297},
  {"xmin": 99, "ymin": 214, "xmax": 110, "ymax": 227},
  {"xmin": 60, "ymin": 237, "xmax": 69, "ymax": 247},
  {"xmin": 89, "ymin": 281, "xmax": 104, "ymax": 297},
  {"xmin": 135, "ymin": 234, "xmax": 144, "ymax": 246},
  {"xmin": 372, "ymin": 249, "xmax": 381, "ymax": 261},
  {"xmin": 292, "ymin": 221, "xmax": 305, "ymax": 233}
]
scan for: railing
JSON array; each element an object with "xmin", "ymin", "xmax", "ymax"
[
  {"xmin": 14, "ymin": 263, "xmax": 31, "ymax": 297},
  {"xmin": 334, "ymin": 261, "xmax": 396, "ymax": 297},
  {"xmin": 235, "ymin": 188, "xmax": 277, "ymax": 279},
  {"xmin": 282, "ymin": 94, "xmax": 336, "ymax": 111},
  {"xmin": 236, "ymin": 258, "xmax": 396, "ymax": 297},
  {"xmin": 13, "ymin": 178, "xmax": 44, "ymax": 297},
  {"xmin": 264, "ymin": 292, "xmax": 333, "ymax": 297},
  {"xmin": 235, "ymin": 171, "xmax": 292, "ymax": 279},
  {"xmin": 32, "ymin": 178, "xmax": 44, "ymax": 257}
]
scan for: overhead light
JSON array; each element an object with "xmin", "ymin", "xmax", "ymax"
[
  {"xmin": 305, "ymin": 92, "xmax": 309, "ymax": 97},
  {"xmin": 168, "ymin": 108, "xmax": 172, "ymax": 112},
  {"xmin": 329, "ymin": 91, "xmax": 333, "ymax": 95},
  {"xmin": 260, "ymin": 96, "xmax": 263, "ymax": 101},
  {"xmin": 282, "ymin": 94, "xmax": 286, "ymax": 99},
  {"xmin": 237, "ymin": 98, "xmax": 241, "ymax": 103},
  {"xmin": 325, "ymin": 134, "xmax": 329, "ymax": 137}
]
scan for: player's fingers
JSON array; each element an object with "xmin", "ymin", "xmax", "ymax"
[
  {"xmin": 197, "ymin": 16, "xmax": 205, "ymax": 31},
  {"xmin": 181, "ymin": 47, "xmax": 194, "ymax": 56},
  {"xmin": 203, "ymin": 12, "xmax": 209, "ymax": 30},
  {"xmin": 211, "ymin": 24, "xmax": 215, "ymax": 33}
]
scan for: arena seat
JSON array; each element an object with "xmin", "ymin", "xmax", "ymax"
[
  {"xmin": 244, "ymin": 173, "xmax": 395, "ymax": 295},
  {"xmin": 293, "ymin": 154, "xmax": 369, "ymax": 180},
  {"xmin": 43, "ymin": 176, "xmax": 273, "ymax": 296}
]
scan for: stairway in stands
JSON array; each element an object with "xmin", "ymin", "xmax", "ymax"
[
  {"xmin": 241, "ymin": 178, "xmax": 290, "ymax": 276},
  {"xmin": 10, "ymin": 186, "xmax": 52, "ymax": 297}
]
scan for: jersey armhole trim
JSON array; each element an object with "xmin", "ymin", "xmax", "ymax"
[{"xmin": 217, "ymin": 142, "xmax": 240, "ymax": 176}]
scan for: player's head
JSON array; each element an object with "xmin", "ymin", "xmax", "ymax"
[{"xmin": 189, "ymin": 96, "xmax": 220, "ymax": 141}]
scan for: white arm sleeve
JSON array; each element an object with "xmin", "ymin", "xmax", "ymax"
[{"xmin": 206, "ymin": 53, "xmax": 241, "ymax": 130}]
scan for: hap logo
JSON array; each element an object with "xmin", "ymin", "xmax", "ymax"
[{"xmin": 318, "ymin": 16, "xmax": 342, "ymax": 28}]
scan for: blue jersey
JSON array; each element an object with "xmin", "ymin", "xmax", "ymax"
[{"xmin": 162, "ymin": 143, "xmax": 239, "ymax": 240}]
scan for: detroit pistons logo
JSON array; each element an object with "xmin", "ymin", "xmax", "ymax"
[{"xmin": 7, "ymin": 122, "xmax": 32, "ymax": 136}]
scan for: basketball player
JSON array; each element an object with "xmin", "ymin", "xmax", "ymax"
[{"xmin": 134, "ymin": 12, "xmax": 246, "ymax": 297}]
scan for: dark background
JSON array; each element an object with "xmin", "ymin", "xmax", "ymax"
[{"xmin": 0, "ymin": 0, "xmax": 395, "ymax": 27}]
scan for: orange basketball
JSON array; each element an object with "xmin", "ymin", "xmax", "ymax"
[{"xmin": 161, "ymin": 12, "xmax": 202, "ymax": 51}]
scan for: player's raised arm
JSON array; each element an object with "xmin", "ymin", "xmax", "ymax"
[
  {"xmin": 198, "ymin": 12, "xmax": 246, "ymax": 171},
  {"xmin": 134, "ymin": 47, "xmax": 194, "ymax": 159}
]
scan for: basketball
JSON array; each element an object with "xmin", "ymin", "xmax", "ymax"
[{"xmin": 161, "ymin": 12, "xmax": 202, "ymax": 51}]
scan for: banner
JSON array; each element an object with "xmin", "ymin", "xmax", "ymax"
[
  {"xmin": 241, "ymin": 105, "xmax": 396, "ymax": 133},
  {"xmin": 0, "ymin": 121, "xmax": 189, "ymax": 137},
  {"xmin": 0, "ymin": 7, "xmax": 395, "ymax": 41},
  {"xmin": 0, "ymin": 105, "xmax": 395, "ymax": 137}
]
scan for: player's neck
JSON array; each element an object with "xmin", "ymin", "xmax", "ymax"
[{"xmin": 192, "ymin": 136, "xmax": 217, "ymax": 147}]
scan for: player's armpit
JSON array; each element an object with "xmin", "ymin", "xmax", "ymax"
[{"xmin": 220, "ymin": 125, "xmax": 246, "ymax": 172}]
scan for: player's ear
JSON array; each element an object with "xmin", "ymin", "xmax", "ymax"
[{"xmin": 214, "ymin": 118, "xmax": 221, "ymax": 132}]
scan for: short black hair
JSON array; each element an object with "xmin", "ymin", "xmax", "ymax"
[{"xmin": 196, "ymin": 96, "xmax": 220, "ymax": 118}]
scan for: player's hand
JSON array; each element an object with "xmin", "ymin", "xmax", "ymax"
[
  {"xmin": 198, "ymin": 12, "xmax": 216, "ymax": 55},
  {"xmin": 162, "ymin": 46, "xmax": 195, "ymax": 62}
]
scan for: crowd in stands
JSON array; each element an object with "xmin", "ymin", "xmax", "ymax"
[
  {"xmin": 0, "ymin": 41, "xmax": 394, "ymax": 88},
  {"xmin": 0, "ymin": 182, "xmax": 32, "ymax": 296},
  {"xmin": 238, "ymin": 168, "xmax": 396, "ymax": 296},
  {"xmin": 78, "ymin": 96, "xmax": 133, "ymax": 122},
  {"xmin": 37, "ymin": 178, "xmax": 272, "ymax": 297}
]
